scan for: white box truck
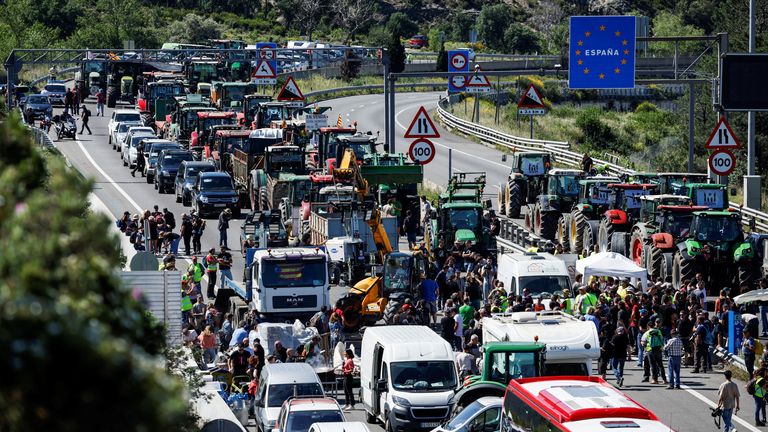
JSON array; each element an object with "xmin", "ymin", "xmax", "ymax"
[
  {"xmin": 482, "ymin": 311, "xmax": 599, "ymax": 376},
  {"xmin": 496, "ymin": 252, "xmax": 571, "ymax": 307},
  {"xmin": 360, "ymin": 326, "xmax": 459, "ymax": 431}
]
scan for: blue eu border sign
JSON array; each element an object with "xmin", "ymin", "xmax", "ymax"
[{"xmin": 569, "ymin": 16, "xmax": 636, "ymax": 89}]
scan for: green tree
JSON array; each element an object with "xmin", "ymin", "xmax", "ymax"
[
  {"xmin": 0, "ymin": 114, "xmax": 192, "ymax": 431},
  {"xmin": 66, "ymin": 0, "xmax": 163, "ymax": 48},
  {"xmin": 166, "ymin": 13, "xmax": 223, "ymax": 45},
  {"xmin": 386, "ymin": 32, "xmax": 406, "ymax": 73},
  {"xmin": 450, "ymin": 13, "xmax": 476, "ymax": 42},
  {"xmin": 504, "ymin": 24, "xmax": 541, "ymax": 54},
  {"xmin": 386, "ymin": 12, "xmax": 418, "ymax": 39},
  {"xmin": 650, "ymin": 11, "xmax": 706, "ymax": 55},
  {"xmin": 477, "ymin": 4, "xmax": 513, "ymax": 51},
  {"xmin": 366, "ymin": 25, "xmax": 391, "ymax": 47}
]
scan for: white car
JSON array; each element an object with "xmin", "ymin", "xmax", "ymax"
[
  {"xmin": 110, "ymin": 121, "xmax": 143, "ymax": 150},
  {"xmin": 108, "ymin": 110, "xmax": 143, "ymax": 146},
  {"xmin": 275, "ymin": 397, "xmax": 345, "ymax": 432},
  {"xmin": 122, "ymin": 129, "xmax": 156, "ymax": 167},
  {"xmin": 430, "ymin": 397, "xmax": 501, "ymax": 432},
  {"xmin": 40, "ymin": 82, "xmax": 68, "ymax": 105}
]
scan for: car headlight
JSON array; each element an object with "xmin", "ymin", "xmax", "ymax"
[
  {"xmin": 230, "ymin": 196, "xmax": 239, "ymax": 203},
  {"xmin": 392, "ymin": 395, "xmax": 411, "ymax": 407},
  {"xmin": 199, "ymin": 196, "xmax": 209, "ymax": 203},
  {"xmin": 162, "ymin": 170, "xmax": 170, "ymax": 177}
]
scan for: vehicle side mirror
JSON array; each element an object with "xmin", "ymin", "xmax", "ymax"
[
  {"xmin": 377, "ymin": 379, "xmax": 388, "ymax": 392},
  {"xmin": 501, "ymin": 154, "xmax": 507, "ymax": 162}
]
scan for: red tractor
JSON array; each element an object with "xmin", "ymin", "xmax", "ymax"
[{"xmin": 596, "ymin": 183, "xmax": 656, "ymax": 256}]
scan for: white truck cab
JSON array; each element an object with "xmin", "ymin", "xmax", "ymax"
[
  {"xmin": 482, "ymin": 311, "xmax": 599, "ymax": 376},
  {"xmin": 360, "ymin": 326, "xmax": 459, "ymax": 432},
  {"xmin": 246, "ymin": 247, "xmax": 329, "ymax": 319},
  {"xmin": 496, "ymin": 252, "xmax": 570, "ymax": 306}
]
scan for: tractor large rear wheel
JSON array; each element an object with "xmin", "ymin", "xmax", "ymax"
[
  {"xmin": 523, "ymin": 204, "xmax": 536, "ymax": 232},
  {"xmin": 672, "ymin": 253, "xmax": 696, "ymax": 289},
  {"xmin": 597, "ymin": 219, "xmax": 614, "ymax": 253},
  {"xmin": 107, "ymin": 86, "xmax": 118, "ymax": 108},
  {"xmin": 540, "ymin": 211, "xmax": 559, "ymax": 240},
  {"xmin": 660, "ymin": 252, "xmax": 674, "ymax": 283},
  {"xmin": 629, "ymin": 230, "xmax": 646, "ymax": 267},
  {"xmin": 383, "ymin": 299, "xmax": 402, "ymax": 324},
  {"xmin": 648, "ymin": 245, "xmax": 665, "ymax": 280},
  {"xmin": 582, "ymin": 220, "xmax": 600, "ymax": 256},
  {"xmin": 506, "ymin": 182, "xmax": 523, "ymax": 219},
  {"xmin": 610, "ymin": 232, "xmax": 629, "ymax": 256},
  {"xmin": 557, "ymin": 215, "xmax": 571, "ymax": 251},
  {"xmin": 497, "ymin": 185, "xmax": 506, "ymax": 215},
  {"xmin": 569, "ymin": 210, "xmax": 586, "ymax": 254},
  {"xmin": 739, "ymin": 264, "xmax": 758, "ymax": 291},
  {"xmin": 338, "ymin": 293, "xmax": 363, "ymax": 330}
]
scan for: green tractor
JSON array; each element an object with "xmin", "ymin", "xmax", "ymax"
[
  {"xmin": 521, "ymin": 169, "xmax": 583, "ymax": 242},
  {"xmin": 497, "ymin": 152, "xmax": 552, "ymax": 218},
  {"xmin": 568, "ymin": 177, "xmax": 619, "ymax": 255},
  {"xmin": 670, "ymin": 182, "xmax": 728, "ymax": 210},
  {"xmin": 595, "ymin": 183, "xmax": 656, "ymax": 256},
  {"xmin": 653, "ymin": 172, "xmax": 710, "ymax": 194},
  {"xmin": 628, "ymin": 195, "xmax": 701, "ymax": 281},
  {"xmin": 671, "ymin": 210, "xmax": 756, "ymax": 289},
  {"xmin": 426, "ymin": 172, "xmax": 493, "ymax": 256},
  {"xmin": 452, "ymin": 342, "xmax": 546, "ymax": 409}
]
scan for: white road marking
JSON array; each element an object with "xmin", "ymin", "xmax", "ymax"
[
  {"xmin": 350, "ymin": 109, "xmax": 355, "ymax": 112},
  {"xmin": 77, "ymin": 138, "xmax": 142, "ymax": 213},
  {"xmin": 370, "ymin": 101, "xmax": 377, "ymax": 104},
  {"xmin": 358, "ymin": 105, "xmax": 365, "ymax": 108},
  {"xmin": 680, "ymin": 384, "xmax": 761, "ymax": 432},
  {"xmin": 394, "ymin": 106, "xmax": 508, "ymax": 169}
]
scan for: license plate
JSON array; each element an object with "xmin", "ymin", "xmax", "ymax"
[
  {"xmin": 421, "ymin": 422, "xmax": 440, "ymax": 428},
  {"xmin": 214, "ymin": 204, "xmax": 226, "ymax": 207}
]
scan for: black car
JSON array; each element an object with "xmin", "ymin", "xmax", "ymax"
[
  {"xmin": 143, "ymin": 140, "xmax": 181, "ymax": 183},
  {"xmin": 175, "ymin": 160, "xmax": 216, "ymax": 206},
  {"xmin": 192, "ymin": 172, "xmax": 240, "ymax": 218},
  {"xmin": 155, "ymin": 149, "xmax": 193, "ymax": 193}
]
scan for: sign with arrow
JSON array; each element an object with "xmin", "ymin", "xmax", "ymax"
[
  {"xmin": 404, "ymin": 106, "xmax": 440, "ymax": 139},
  {"xmin": 517, "ymin": 84, "xmax": 546, "ymax": 115},
  {"xmin": 277, "ymin": 76, "xmax": 305, "ymax": 102},
  {"xmin": 705, "ymin": 116, "xmax": 742, "ymax": 149}
]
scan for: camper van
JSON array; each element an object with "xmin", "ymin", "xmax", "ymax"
[
  {"xmin": 482, "ymin": 311, "xmax": 599, "ymax": 376},
  {"xmin": 496, "ymin": 252, "xmax": 571, "ymax": 306},
  {"xmin": 360, "ymin": 326, "xmax": 459, "ymax": 431}
]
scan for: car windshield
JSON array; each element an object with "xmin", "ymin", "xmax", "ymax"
[
  {"xmin": 518, "ymin": 276, "xmax": 570, "ymax": 298},
  {"xmin": 693, "ymin": 215, "xmax": 742, "ymax": 242},
  {"xmin": 488, "ymin": 352, "xmax": 538, "ymax": 384},
  {"xmin": 285, "ymin": 409, "xmax": 344, "ymax": 432},
  {"xmin": 446, "ymin": 400, "xmax": 488, "ymax": 429},
  {"xmin": 261, "ymin": 258, "xmax": 327, "ymax": 288},
  {"xmin": 161, "ymin": 153, "xmax": 192, "ymax": 168},
  {"xmin": 383, "ymin": 255, "xmax": 411, "ymax": 291},
  {"xmin": 115, "ymin": 113, "xmax": 142, "ymax": 122},
  {"xmin": 44, "ymin": 84, "xmax": 66, "ymax": 93},
  {"xmin": 185, "ymin": 166, "xmax": 212, "ymax": 179},
  {"xmin": 267, "ymin": 383, "xmax": 323, "ymax": 407},
  {"xmin": 661, "ymin": 213, "xmax": 694, "ymax": 239},
  {"xmin": 447, "ymin": 208, "xmax": 480, "ymax": 230},
  {"xmin": 27, "ymin": 96, "xmax": 49, "ymax": 104},
  {"xmin": 552, "ymin": 176, "xmax": 580, "ymax": 196},
  {"xmin": 200, "ymin": 176, "xmax": 234, "ymax": 191},
  {"xmin": 390, "ymin": 361, "xmax": 457, "ymax": 392}
]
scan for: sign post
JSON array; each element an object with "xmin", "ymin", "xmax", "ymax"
[
  {"xmin": 568, "ymin": 16, "xmax": 636, "ymax": 89},
  {"xmin": 517, "ymin": 84, "xmax": 547, "ymax": 139}
]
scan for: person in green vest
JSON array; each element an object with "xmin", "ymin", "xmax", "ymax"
[
  {"xmin": 181, "ymin": 285, "xmax": 194, "ymax": 325},
  {"xmin": 188, "ymin": 255, "xmax": 205, "ymax": 299},
  {"xmin": 575, "ymin": 285, "xmax": 597, "ymax": 316},
  {"xmin": 561, "ymin": 288, "xmax": 574, "ymax": 315},
  {"xmin": 159, "ymin": 254, "xmax": 176, "ymax": 271},
  {"xmin": 752, "ymin": 371, "xmax": 767, "ymax": 426}
]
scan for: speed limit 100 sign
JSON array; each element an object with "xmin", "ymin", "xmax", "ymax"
[
  {"xmin": 408, "ymin": 138, "xmax": 436, "ymax": 165},
  {"xmin": 709, "ymin": 149, "xmax": 736, "ymax": 176}
]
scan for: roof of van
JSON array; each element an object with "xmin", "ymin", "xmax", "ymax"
[
  {"xmin": 262, "ymin": 363, "xmax": 320, "ymax": 384},
  {"xmin": 362, "ymin": 326, "xmax": 452, "ymax": 361}
]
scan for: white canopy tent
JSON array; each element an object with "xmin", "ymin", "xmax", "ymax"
[
  {"xmin": 576, "ymin": 252, "xmax": 648, "ymax": 290},
  {"xmin": 734, "ymin": 289, "xmax": 768, "ymax": 305}
]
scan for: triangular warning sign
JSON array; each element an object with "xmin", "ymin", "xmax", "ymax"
[
  {"xmin": 705, "ymin": 116, "xmax": 742, "ymax": 149},
  {"xmin": 404, "ymin": 106, "xmax": 440, "ymax": 139},
  {"xmin": 251, "ymin": 60, "xmax": 276, "ymax": 78},
  {"xmin": 467, "ymin": 70, "xmax": 491, "ymax": 88},
  {"xmin": 517, "ymin": 84, "xmax": 545, "ymax": 109},
  {"xmin": 277, "ymin": 76, "xmax": 305, "ymax": 101}
]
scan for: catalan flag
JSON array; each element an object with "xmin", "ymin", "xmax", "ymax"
[{"xmin": 568, "ymin": 16, "xmax": 636, "ymax": 89}]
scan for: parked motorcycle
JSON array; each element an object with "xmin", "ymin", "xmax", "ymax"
[{"xmin": 52, "ymin": 114, "xmax": 77, "ymax": 140}]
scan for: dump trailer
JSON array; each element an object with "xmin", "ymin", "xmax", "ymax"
[
  {"xmin": 225, "ymin": 128, "xmax": 283, "ymax": 208},
  {"xmin": 251, "ymin": 145, "xmax": 311, "ymax": 213}
]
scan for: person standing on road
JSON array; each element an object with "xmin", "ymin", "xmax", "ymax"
[
  {"xmin": 643, "ymin": 320, "xmax": 666, "ymax": 384},
  {"xmin": 132, "ymin": 142, "xmax": 145, "ymax": 177},
  {"xmin": 403, "ymin": 209, "xmax": 418, "ymax": 249},
  {"xmin": 718, "ymin": 370, "xmax": 740, "ymax": 432},
  {"xmin": 342, "ymin": 349, "xmax": 356, "ymax": 411},
  {"xmin": 64, "ymin": 89, "xmax": 73, "ymax": 115},
  {"xmin": 191, "ymin": 211, "xmax": 205, "ymax": 254},
  {"xmin": 180, "ymin": 214, "xmax": 193, "ymax": 256},
  {"xmin": 693, "ymin": 315, "xmax": 710, "ymax": 373},
  {"xmin": 188, "ymin": 256, "xmax": 205, "ymax": 299},
  {"xmin": 752, "ymin": 370, "xmax": 767, "ymax": 426},
  {"xmin": 743, "ymin": 328, "xmax": 757, "ymax": 379},
  {"xmin": 440, "ymin": 308, "xmax": 456, "ymax": 347},
  {"xmin": 218, "ymin": 246, "xmax": 233, "ymax": 286},
  {"xmin": 612, "ymin": 326, "xmax": 630, "ymax": 387},
  {"xmin": 163, "ymin": 208, "xmax": 176, "ymax": 231},
  {"xmin": 218, "ymin": 208, "xmax": 231, "ymax": 248},
  {"xmin": 79, "ymin": 104, "xmax": 92, "ymax": 135},
  {"xmin": 205, "ymin": 248, "xmax": 218, "ymax": 299},
  {"xmin": 663, "ymin": 329, "xmax": 684, "ymax": 389},
  {"xmin": 453, "ymin": 306, "xmax": 464, "ymax": 351},
  {"xmin": 95, "ymin": 89, "xmax": 105, "ymax": 116},
  {"xmin": 419, "ymin": 273, "xmax": 438, "ymax": 325}
]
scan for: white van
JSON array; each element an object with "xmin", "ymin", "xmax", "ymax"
[
  {"xmin": 308, "ymin": 422, "xmax": 371, "ymax": 432},
  {"xmin": 254, "ymin": 363, "xmax": 325, "ymax": 432},
  {"xmin": 360, "ymin": 326, "xmax": 459, "ymax": 431},
  {"xmin": 482, "ymin": 311, "xmax": 599, "ymax": 375},
  {"xmin": 496, "ymin": 252, "xmax": 571, "ymax": 305}
]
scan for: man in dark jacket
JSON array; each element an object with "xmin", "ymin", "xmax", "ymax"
[{"xmin": 132, "ymin": 142, "xmax": 145, "ymax": 177}]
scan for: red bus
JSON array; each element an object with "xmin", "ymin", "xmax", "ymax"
[{"xmin": 501, "ymin": 376, "xmax": 674, "ymax": 432}]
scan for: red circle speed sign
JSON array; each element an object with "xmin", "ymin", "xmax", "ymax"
[
  {"xmin": 450, "ymin": 52, "xmax": 467, "ymax": 70},
  {"xmin": 408, "ymin": 138, "xmax": 436, "ymax": 165},
  {"xmin": 708, "ymin": 149, "xmax": 736, "ymax": 176}
]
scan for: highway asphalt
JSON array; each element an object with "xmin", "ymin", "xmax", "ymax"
[{"xmin": 49, "ymin": 95, "xmax": 761, "ymax": 432}]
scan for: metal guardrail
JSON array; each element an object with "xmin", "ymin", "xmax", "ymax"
[
  {"xmin": 28, "ymin": 66, "xmax": 79, "ymax": 87},
  {"xmin": 436, "ymin": 96, "xmax": 768, "ymax": 232},
  {"xmin": 715, "ymin": 346, "xmax": 747, "ymax": 373}
]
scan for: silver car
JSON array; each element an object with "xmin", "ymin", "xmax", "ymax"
[
  {"xmin": 110, "ymin": 121, "xmax": 143, "ymax": 149},
  {"xmin": 431, "ymin": 397, "xmax": 501, "ymax": 432}
]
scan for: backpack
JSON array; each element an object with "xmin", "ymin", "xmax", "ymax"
[
  {"xmin": 704, "ymin": 322, "xmax": 715, "ymax": 345},
  {"xmin": 649, "ymin": 329, "xmax": 664, "ymax": 349},
  {"xmin": 747, "ymin": 378, "xmax": 757, "ymax": 396}
]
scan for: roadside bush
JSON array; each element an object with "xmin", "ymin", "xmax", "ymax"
[
  {"xmin": 575, "ymin": 107, "xmax": 623, "ymax": 152},
  {"xmin": 635, "ymin": 101, "xmax": 660, "ymax": 113}
]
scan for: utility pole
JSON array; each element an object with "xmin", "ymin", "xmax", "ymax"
[
  {"xmin": 382, "ymin": 50, "xmax": 391, "ymax": 151},
  {"xmin": 745, "ymin": 0, "xmax": 761, "ymax": 209}
]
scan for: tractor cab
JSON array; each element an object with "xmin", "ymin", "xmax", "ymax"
[
  {"xmin": 509, "ymin": 151, "xmax": 551, "ymax": 200},
  {"xmin": 265, "ymin": 146, "xmax": 305, "ymax": 175},
  {"xmin": 332, "ymin": 132, "xmax": 379, "ymax": 161},
  {"xmin": 185, "ymin": 60, "xmax": 220, "ymax": 87},
  {"xmin": 138, "ymin": 80, "xmax": 185, "ymax": 128},
  {"xmin": 606, "ymin": 183, "xmax": 656, "ymax": 218},
  {"xmin": 625, "ymin": 171, "xmax": 658, "ymax": 185},
  {"xmin": 190, "ymin": 111, "xmax": 237, "ymax": 147},
  {"xmin": 638, "ymin": 194, "xmax": 693, "ymax": 224},
  {"xmin": 240, "ymin": 94, "xmax": 273, "ymax": 128},
  {"xmin": 211, "ymin": 82, "xmax": 258, "ymax": 112},
  {"xmin": 210, "ymin": 129, "xmax": 251, "ymax": 169},
  {"xmin": 576, "ymin": 177, "xmax": 620, "ymax": 210},
  {"xmin": 254, "ymin": 102, "xmax": 302, "ymax": 129},
  {"xmin": 542, "ymin": 169, "xmax": 583, "ymax": 211},
  {"xmin": 654, "ymin": 172, "xmax": 710, "ymax": 194},
  {"xmin": 670, "ymin": 182, "xmax": 727, "ymax": 210},
  {"xmin": 688, "ymin": 211, "xmax": 744, "ymax": 244},
  {"xmin": 382, "ymin": 252, "xmax": 428, "ymax": 297}
]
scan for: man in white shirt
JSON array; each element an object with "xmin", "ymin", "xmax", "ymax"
[
  {"xmin": 453, "ymin": 307, "xmax": 464, "ymax": 351},
  {"xmin": 455, "ymin": 346, "xmax": 476, "ymax": 379}
]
